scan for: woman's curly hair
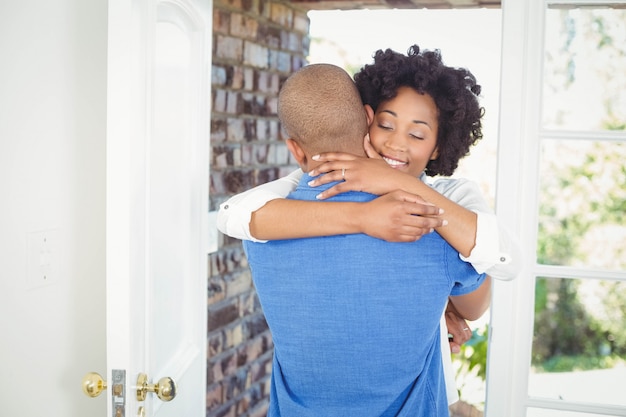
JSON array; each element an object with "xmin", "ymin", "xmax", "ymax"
[{"xmin": 354, "ymin": 44, "xmax": 484, "ymax": 177}]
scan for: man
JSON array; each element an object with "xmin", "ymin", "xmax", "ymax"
[{"xmin": 243, "ymin": 64, "xmax": 490, "ymax": 416}]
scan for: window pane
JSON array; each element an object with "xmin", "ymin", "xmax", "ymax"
[
  {"xmin": 543, "ymin": 7, "xmax": 626, "ymax": 131},
  {"xmin": 527, "ymin": 408, "xmax": 621, "ymax": 417},
  {"xmin": 530, "ymin": 277, "xmax": 626, "ymax": 407},
  {"xmin": 537, "ymin": 139, "xmax": 626, "ymax": 269}
]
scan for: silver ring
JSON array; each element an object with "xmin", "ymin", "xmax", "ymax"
[
  {"xmin": 463, "ymin": 327, "xmax": 470, "ymax": 331},
  {"xmin": 341, "ymin": 168, "xmax": 346, "ymax": 180}
]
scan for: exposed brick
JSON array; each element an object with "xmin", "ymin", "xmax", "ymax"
[
  {"xmin": 223, "ymin": 370, "xmax": 248, "ymax": 402},
  {"xmin": 293, "ymin": 10, "xmax": 310, "ymax": 33},
  {"xmin": 208, "ymin": 279, "xmax": 226, "ymax": 304},
  {"xmin": 266, "ymin": 96, "xmax": 278, "ymax": 116},
  {"xmin": 223, "ymin": 323, "xmax": 244, "ymax": 350},
  {"xmin": 239, "ymin": 291, "xmax": 258, "ymax": 316},
  {"xmin": 210, "ymin": 118, "xmax": 227, "ymax": 142},
  {"xmin": 230, "ymin": 66, "xmax": 245, "ymax": 89},
  {"xmin": 210, "ymin": 1, "xmax": 312, "ymax": 415},
  {"xmin": 243, "ymin": 67, "xmax": 255, "ymax": 90},
  {"xmin": 243, "ymin": 119, "xmax": 257, "ymax": 141},
  {"xmin": 222, "ymin": 168, "xmax": 254, "ymax": 193},
  {"xmin": 215, "ymin": 403, "xmax": 237, "ymax": 417},
  {"xmin": 213, "ymin": 89, "xmax": 227, "ymax": 113},
  {"xmin": 241, "ymin": 93, "xmax": 263, "ymax": 115},
  {"xmin": 269, "ymin": 2, "xmax": 292, "ymax": 27},
  {"xmin": 225, "ymin": 269, "xmax": 253, "ymax": 298},
  {"xmin": 213, "ymin": 8, "xmax": 230, "ymax": 34},
  {"xmin": 272, "ymin": 49, "xmax": 293, "ymax": 73},
  {"xmin": 245, "ymin": 314, "xmax": 269, "ymax": 339},
  {"xmin": 240, "ymin": 0, "xmax": 258, "ymax": 14},
  {"xmin": 220, "ymin": 0, "xmax": 243, "ymax": 10},
  {"xmin": 210, "ymin": 170, "xmax": 226, "ymax": 195},
  {"xmin": 212, "ymin": 65, "xmax": 228, "ymax": 84},
  {"xmin": 248, "ymin": 400, "xmax": 269, "ymax": 417},
  {"xmin": 221, "ymin": 351, "xmax": 238, "ymax": 378},
  {"xmin": 208, "ymin": 330, "xmax": 224, "ymax": 356},
  {"xmin": 216, "ymin": 35, "xmax": 244, "ymax": 60},
  {"xmin": 208, "ymin": 298, "xmax": 240, "ymax": 332},
  {"xmin": 225, "ymin": 91, "xmax": 240, "ymax": 114},
  {"xmin": 253, "ymin": 144, "xmax": 268, "ymax": 164},
  {"xmin": 206, "ymin": 382, "xmax": 224, "ymax": 412},
  {"xmin": 227, "ymin": 118, "xmax": 246, "ymax": 141},
  {"xmin": 243, "ymin": 41, "xmax": 269, "ymax": 68},
  {"xmin": 258, "ymin": 24, "xmax": 281, "ymax": 48},
  {"xmin": 208, "ymin": 357, "xmax": 225, "ymax": 384}
]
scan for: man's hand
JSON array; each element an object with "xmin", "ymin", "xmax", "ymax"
[
  {"xmin": 445, "ymin": 300, "xmax": 472, "ymax": 354},
  {"xmin": 358, "ymin": 190, "xmax": 446, "ymax": 242}
]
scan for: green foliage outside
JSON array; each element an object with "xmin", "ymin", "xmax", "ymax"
[
  {"xmin": 533, "ymin": 7, "xmax": 626, "ymax": 371},
  {"xmin": 534, "ymin": 142, "xmax": 626, "ymax": 371},
  {"xmin": 455, "ymin": 324, "xmax": 489, "ymax": 383}
]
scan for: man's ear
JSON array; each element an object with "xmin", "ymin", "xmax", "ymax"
[
  {"xmin": 364, "ymin": 105, "xmax": 375, "ymax": 125},
  {"xmin": 285, "ymin": 138, "xmax": 307, "ymax": 169}
]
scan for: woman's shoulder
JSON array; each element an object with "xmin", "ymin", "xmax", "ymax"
[{"xmin": 423, "ymin": 175, "xmax": 478, "ymax": 196}]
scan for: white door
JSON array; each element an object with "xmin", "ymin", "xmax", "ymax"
[{"xmin": 106, "ymin": 0, "xmax": 212, "ymax": 416}]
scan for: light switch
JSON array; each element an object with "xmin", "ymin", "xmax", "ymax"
[{"xmin": 26, "ymin": 229, "xmax": 59, "ymax": 289}]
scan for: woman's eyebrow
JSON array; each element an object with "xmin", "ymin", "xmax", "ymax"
[
  {"xmin": 381, "ymin": 109, "xmax": 431, "ymax": 128},
  {"xmin": 412, "ymin": 119, "xmax": 431, "ymax": 128}
]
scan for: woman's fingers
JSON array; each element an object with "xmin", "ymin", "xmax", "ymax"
[{"xmin": 363, "ymin": 134, "xmax": 382, "ymax": 159}]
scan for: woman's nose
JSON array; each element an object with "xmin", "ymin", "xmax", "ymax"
[{"xmin": 385, "ymin": 133, "xmax": 405, "ymax": 151}]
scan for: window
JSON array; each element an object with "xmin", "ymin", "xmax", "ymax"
[{"xmin": 488, "ymin": 2, "xmax": 626, "ymax": 416}]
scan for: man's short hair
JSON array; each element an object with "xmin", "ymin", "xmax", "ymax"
[{"xmin": 278, "ymin": 64, "xmax": 368, "ymax": 154}]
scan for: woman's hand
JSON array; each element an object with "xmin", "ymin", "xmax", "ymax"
[
  {"xmin": 445, "ymin": 300, "xmax": 473, "ymax": 354},
  {"xmin": 309, "ymin": 134, "xmax": 420, "ymax": 199},
  {"xmin": 309, "ymin": 155, "xmax": 418, "ymax": 200},
  {"xmin": 359, "ymin": 190, "xmax": 446, "ymax": 242}
]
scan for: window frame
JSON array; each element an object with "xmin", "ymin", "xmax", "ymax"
[{"xmin": 486, "ymin": 1, "xmax": 626, "ymax": 416}]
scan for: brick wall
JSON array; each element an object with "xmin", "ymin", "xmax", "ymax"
[{"xmin": 208, "ymin": 1, "xmax": 310, "ymax": 416}]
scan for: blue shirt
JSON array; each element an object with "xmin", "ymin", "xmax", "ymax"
[{"xmin": 243, "ymin": 174, "xmax": 486, "ymax": 417}]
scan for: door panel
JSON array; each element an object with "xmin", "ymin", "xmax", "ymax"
[{"xmin": 106, "ymin": 0, "xmax": 211, "ymax": 416}]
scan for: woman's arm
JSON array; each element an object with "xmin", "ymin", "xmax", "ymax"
[
  {"xmin": 429, "ymin": 178, "xmax": 522, "ymax": 281},
  {"xmin": 448, "ymin": 275, "xmax": 492, "ymax": 321},
  {"xmin": 217, "ymin": 169, "xmax": 302, "ymax": 241},
  {"xmin": 308, "ymin": 156, "xmax": 478, "ymax": 257},
  {"xmin": 308, "ymin": 154, "xmax": 522, "ymax": 279},
  {"xmin": 217, "ymin": 169, "xmax": 445, "ymax": 243},
  {"xmin": 251, "ymin": 190, "xmax": 445, "ymax": 242}
]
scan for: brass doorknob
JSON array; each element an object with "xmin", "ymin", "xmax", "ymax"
[
  {"xmin": 136, "ymin": 373, "xmax": 177, "ymax": 402},
  {"xmin": 82, "ymin": 372, "xmax": 107, "ymax": 398}
]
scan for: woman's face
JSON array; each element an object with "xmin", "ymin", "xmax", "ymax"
[{"xmin": 367, "ymin": 86, "xmax": 439, "ymax": 177}]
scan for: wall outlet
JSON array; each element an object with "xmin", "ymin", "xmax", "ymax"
[{"xmin": 26, "ymin": 229, "xmax": 59, "ymax": 289}]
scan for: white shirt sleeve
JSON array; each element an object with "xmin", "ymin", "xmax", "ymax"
[
  {"xmin": 216, "ymin": 169, "xmax": 303, "ymax": 242},
  {"xmin": 429, "ymin": 176, "xmax": 522, "ymax": 281}
]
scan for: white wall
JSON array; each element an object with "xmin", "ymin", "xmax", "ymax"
[{"xmin": 0, "ymin": 1, "xmax": 107, "ymax": 415}]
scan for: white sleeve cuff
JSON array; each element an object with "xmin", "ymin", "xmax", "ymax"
[
  {"xmin": 216, "ymin": 169, "xmax": 302, "ymax": 242},
  {"xmin": 460, "ymin": 211, "xmax": 513, "ymax": 278}
]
